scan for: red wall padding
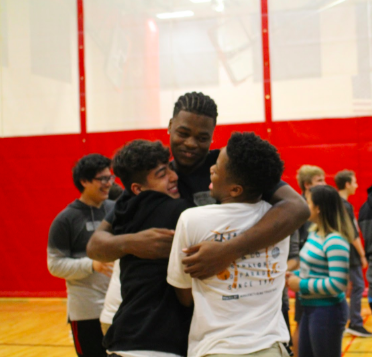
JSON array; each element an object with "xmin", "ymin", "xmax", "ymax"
[{"xmin": 1, "ymin": 117, "xmax": 372, "ymax": 296}]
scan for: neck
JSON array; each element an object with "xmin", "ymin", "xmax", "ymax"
[
  {"xmin": 338, "ymin": 190, "xmax": 348, "ymax": 201},
  {"xmin": 173, "ymin": 157, "xmax": 207, "ymax": 175},
  {"xmin": 220, "ymin": 195, "xmax": 261, "ymax": 205},
  {"xmin": 79, "ymin": 194, "xmax": 103, "ymax": 208}
]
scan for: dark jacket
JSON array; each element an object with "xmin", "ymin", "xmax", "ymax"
[
  {"xmin": 358, "ymin": 186, "xmax": 372, "ymax": 258},
  {"xmin": 104, "ymin": 191, "xmax": 194, "ymax": 356}
]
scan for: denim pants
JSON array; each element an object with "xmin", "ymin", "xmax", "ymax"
[
  {"xmin": 349, "ymin": 265, "xmax": 365, "ymax": 327},
  {"xmin": 299, "ymin": 299, "xmax": 348, "ymax": 357}
]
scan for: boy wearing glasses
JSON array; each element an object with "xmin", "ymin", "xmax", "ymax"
[{"xmin": 47, "ymin": 154, "xmax": 115, "ymax": 357}]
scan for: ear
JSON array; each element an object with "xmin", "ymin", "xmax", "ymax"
[
  {"xmin": 230, "ymin": 184, "xmax": 243, "ymax": 198},
  {"xmin": 80, "ymin": 179, "xmax": 89, "ymax": 189},
  {"xmin": 304, "ymin": 181, "xmax": 311, "ymax": 191},
  {"xmin": 131, "ymin": 183, "xmax": 142, "ymax": 196},
  {"xmin": 168, "ymin": 118, "xmax": 173, "ymax": 133}
]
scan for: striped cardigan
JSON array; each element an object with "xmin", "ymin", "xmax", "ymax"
[{"xmin": 296, "ymin": 231, "xmax": 350, "ymax": 306}]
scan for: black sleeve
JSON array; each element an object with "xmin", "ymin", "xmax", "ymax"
[
  {"xmin": 262, "ymin": 180, "xmax": 287, "ymax": 203},
  {"xmin": 344, "ymin": 203, "xmax": 359, "ymax": 239},
  {"xmin": 105, "ymin": 206, "xmax": 115, "ymax": 225}
]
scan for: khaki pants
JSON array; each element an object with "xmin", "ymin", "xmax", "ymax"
[
  {"xmin": 205, "ymin": 342, "xmax": 289, "ymax": 357},
  {"xmin": 100, "ymin": 322, "xmax": 111, "ymax": 336}
]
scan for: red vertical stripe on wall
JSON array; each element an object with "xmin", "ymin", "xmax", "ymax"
[
  {"xmin": 261, "ymin": 0, "xmax": 272, "ymax": 138},
  {"xmin": 77, "ymin": 0, "xmax": 87, "ymax": 142}
]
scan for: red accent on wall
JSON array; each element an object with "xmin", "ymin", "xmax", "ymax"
[
  {"xmin": 77, "ymin": 0, "xmax": 87, "ymax": 139},
  {"xmin": 1, "ymin": 1, "xmax": 371, "ymax": 297},
  {"xmin": 261, "ymin": 0, "xmax": 272, "ymax": 136},
  {"xmin": 1, "ymin": 118, "xmax": 372, "ymax": 297}
]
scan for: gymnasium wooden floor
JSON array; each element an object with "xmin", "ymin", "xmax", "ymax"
[{"xmin": 0, "ymin": 298, "xmax": 371, "ymax": 356}]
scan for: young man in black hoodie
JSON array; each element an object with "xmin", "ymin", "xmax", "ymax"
[
  {"xmin": 47, "ymin": 154, "xmax": 115, "ymax": 357},
  {"xmin": 104, "ymin": 140, "xmax": 194, "ymax": 357}
]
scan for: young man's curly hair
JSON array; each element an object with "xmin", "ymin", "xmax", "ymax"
[
  {"xmin": 226, "ymin": 132, "xmax": 284, "ymax": 199},
  {"xmin": 173, "ymin": 92, "xmax": 218, "ymax": 125},
  {"xmin": 112, "ymin": 140, "xmax": 170, "ymax": 192}
]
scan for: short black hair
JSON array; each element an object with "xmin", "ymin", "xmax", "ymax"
[
  {"xmin": 226, "ymin": 132, "xmax": 284, "ymax": 199},
  {"xmin": 173, "ymin": 92, "xmax": 218, "ymax": 125},
  {"xmin": 112, "ymin": 140, "xmax": 170, "ymax": 192},
  {"xmin": 72, "ymin": 154, "xmax": 111, "ymax": 192},
  {"xmin": 334, "ymin": 169, "xmax": 355, "ymax": 190}
]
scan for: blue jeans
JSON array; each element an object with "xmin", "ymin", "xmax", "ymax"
[
  {"xmin": 349, "ymin": 265, "xmax": 365, "ymax": 327},
  {"xmin": 299, "ymin": 300, "xmax": 348, "ymax": 357}
]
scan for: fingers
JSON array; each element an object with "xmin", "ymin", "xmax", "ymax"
[
  {"xmin": 184, "ymin": 264, "xmax": 208, "ymax": 279},
  {"xmin": 182, "ymin": 244, "xmax": 201, "ymax": 256},
  {"xmin": 152, "ymin": 228, "xmax": 175, "ymax": 236},
  {"xmin": 181, "ymin": 252, "xmax": 199, "ymax": 266}
]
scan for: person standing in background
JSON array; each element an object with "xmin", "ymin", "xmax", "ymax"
[
  {"xmin": 335, "ymin": 169, "xmax": 371, "ymax": 337},
  {"xmin": 286, "ymin": 185, "xmax": 354, "ymax": 357},
  {"xmin": 292, "ymin": 165, "xmax": 326, "ymax": 357},
  {"xmin": 47, "ymin": 154, "xmax": 115, "ymax": 357},
  {"xmin": 358, "ymin": 185, "xmax": 372, "ymax": 314}
]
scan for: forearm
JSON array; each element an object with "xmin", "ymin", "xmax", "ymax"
[
  {"xmin": 87, "ymin": 222, "xmax": 176, "ymax": 261},
  {"xmin": 299, "ymin": 275, "xmax": 348, "ymax": 296},
  {"xmin": 287, "ymin": 258, "xmax": 299, "ymax": 271},
  {"xmin": 47, "ymin": 250, "xmax": 93, "ymax": 280},
  {"xmin": 352, "ymin": 237, "xmax": 366, "ymax": 258},
  {"xmin": 174, "ymin": 288, "xmax": 193, "ymax": 307},
  {"xmin": 87, "ymin": 230, "xmax": 134, "ymax": 262},
  {"xmin": 225, "ymin": 195, "xmax": 309, "ymax": 261}
]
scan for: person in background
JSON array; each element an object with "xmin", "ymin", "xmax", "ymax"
[
  {"xmin": 358, "ymin": 185, "xmax": 372, "ymax": 313},
  {"xmin": 47, "ymin": 154, "xmax": 115, "ymax": 357},
  {"xmin": 286, "ymin": 185, "xmax": 354, "ymax": 357},
  {"xmin": 292, "ymin": 165, "xmax": 326, "ymax": 357},
  {"xmin": 335, "ymin": 169, "xmax": 371, "ymax": 337},
  {"xmin": 282, "ymin": 230, "xmax": 300, "ymax": 356}
]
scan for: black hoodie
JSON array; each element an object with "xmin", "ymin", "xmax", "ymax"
[
  {"xmin": 358, "ymin": 186, "xmax": 372, "ymax": 258},
  {"xmin": 104, "ymin": 190, "xmax": 194, "ymax": 356}
]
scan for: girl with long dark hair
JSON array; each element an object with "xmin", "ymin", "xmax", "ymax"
[{"xmin": 286, "ymin": 185, "xmax": 354, "ymax": 357}]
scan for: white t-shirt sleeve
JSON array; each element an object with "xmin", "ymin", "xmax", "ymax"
[{"xmin": 167, "ymin": 215, "xmax": 192, "ymax": 289}]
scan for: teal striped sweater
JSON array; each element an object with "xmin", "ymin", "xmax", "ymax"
[{"xmin": 296, "ymin": 231, "xmax": 350, "ymax": 306}]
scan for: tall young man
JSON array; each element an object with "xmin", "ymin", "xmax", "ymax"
[
  {"xmin": 87, "ymin": 92, "xmax": 309, "ymax": 280},
  {"xmin": 47, "ymin": 154, "xmax": 115, "ymax": 357},
  {"xmin": 167, "ymin": 132, "xmax": 290, "ymax": 357},
  {"xmin": 104, "ymin": 140, "xmax": 194, "ymax": 357},
  {"xmin": 335, "ymin": 169, "xmax": 371, "ymax": 337}
]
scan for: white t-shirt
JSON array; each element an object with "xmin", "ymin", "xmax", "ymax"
[
  {"xmin": 100, "ymin": 260, "xmax": 122, "ymax": 324},
  {"xmin": 167, "ymin": 202, "xmax": 290, "ymax": 357}
]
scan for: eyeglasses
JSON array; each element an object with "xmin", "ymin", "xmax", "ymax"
[{"xmin": 93, "ymin": 175, "xmax": 116, "ymax": 184}]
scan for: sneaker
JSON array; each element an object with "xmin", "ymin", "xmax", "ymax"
[{"xmin": 346, "ymin": 324, "xmax": 372, "ymax": 337}]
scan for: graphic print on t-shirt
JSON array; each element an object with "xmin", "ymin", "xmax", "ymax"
[{"xmin": 211, "ymin": 226, "xmax": 283, "ymax": 297}]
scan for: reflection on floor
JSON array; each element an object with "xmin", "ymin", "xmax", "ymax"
[{"xmin": 0, "ymin": 298, "xmax": 371, "ymax": 356}]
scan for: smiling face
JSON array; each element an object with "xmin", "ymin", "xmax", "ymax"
[
  {"xmin": 80, "ymin": 167, "xmax": 113, "ymax": 206},
  {"xmin": 168, "ymin": 110, "xmax": 215, "ymax": 174},
  {"xmin": 136, "ymin": 162, "xmax": 180, "ymax": 199}
]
